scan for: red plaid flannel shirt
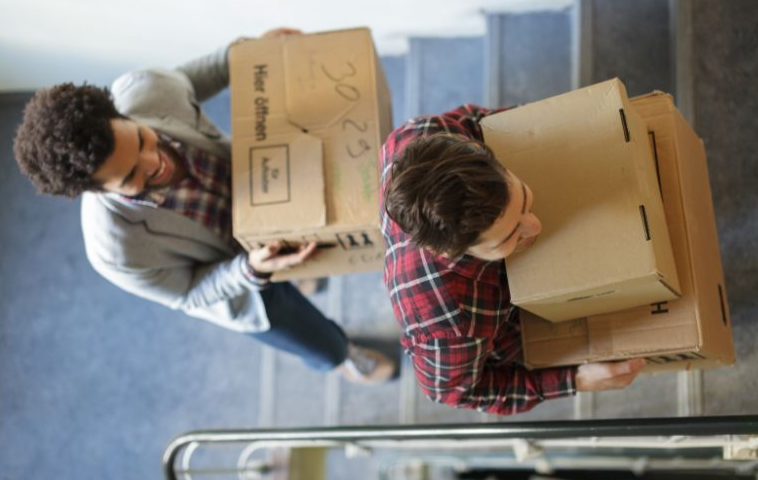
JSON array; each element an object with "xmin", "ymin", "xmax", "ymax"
[{"xmin": 380, "ymin": 104, "xmax": 576, "ymax": 415}]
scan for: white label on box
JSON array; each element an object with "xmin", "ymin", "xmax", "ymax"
[{"xmin": 249, "ymin": 145, "xmax": 290, "ymax": 205}]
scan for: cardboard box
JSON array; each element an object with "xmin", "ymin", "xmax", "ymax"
[
  {"xmin": 480, "ymin": 78, "xmax": 680, "ymax": 322},
  {"xmin": 521, "ymin": 91, "xmax": 735, "ymax": 372},
  {"xmin": 229, "ymin": 28, "xmax": 393, "ymax": 280}
]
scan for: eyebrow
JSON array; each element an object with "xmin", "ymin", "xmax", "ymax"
[
  {"xmin": 119, "ymin": 127, "xmax": 143, "ymax": 187},
  {"xmin": 493, "ymin": 179, "xmax": 527, "ymax": 248}
]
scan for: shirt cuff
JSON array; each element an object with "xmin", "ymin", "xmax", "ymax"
[
  {"xmin": 566, "ymin": 366, "xmax": 578, "ymax": 396},
  {"xmin": 550, "ymin": 365, "xmax": 578, "ymax": 398},
  {"xmin": 240, "ymin": 258, "xmax": 272, "ymax": 290},
  {"xmin": 530, "ymin": 364, "xmax": 578, "ymax": 402}
]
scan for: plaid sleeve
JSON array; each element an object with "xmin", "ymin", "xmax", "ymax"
[
  {"xmin": 407, "ymin": 335, "xmax": 576, "ymax": 416},
  {"xmin": 435, "ymin": 104, "xmax": 512, "ymax": 141}
]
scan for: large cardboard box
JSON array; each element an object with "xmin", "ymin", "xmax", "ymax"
[
  {"xmin": 480, "ymin": 78, "xmax": 680, "ymax": 322},
  {"xmin": 229, "ymin": 28, "xmax": 393, "ymax": 280},
  {"xmin": 521, "ymin": 91, "xmax": 735, "ymax": 372}
]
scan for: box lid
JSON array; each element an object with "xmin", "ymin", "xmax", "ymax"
[
  {"xmin": 232, "ymin": 134, "xmax": 326, "ymax": 234},
  {"xmin": 481, "ymin": 78, "xmax": 680, "ymax": 321},
  {"xmin": 282, "ymin": 29, "xmax": 372, "ymax": 131}
]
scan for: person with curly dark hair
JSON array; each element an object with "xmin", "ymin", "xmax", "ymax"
[
  {"xmin": 14, "ymin": 83, "xmax": 124, "ymax": 198},
  {"xmin": 12, "ymin": 27, "xmax": 395, "ymax": 385}
]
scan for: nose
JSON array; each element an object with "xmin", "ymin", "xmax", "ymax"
[{"xmin": 521, "ymin": 212, "xmax": 542, "ymax": 238}]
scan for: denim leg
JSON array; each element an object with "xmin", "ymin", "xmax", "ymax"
[{"xmin": 251, "ymin": 282, "xmax": 349, "ymax": 371}]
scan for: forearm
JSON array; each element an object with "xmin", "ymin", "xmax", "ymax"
[
  {"xmin": 103, "ymin": 253, "xmax": 265, "ymax": 312},
  {"xmin": 471, "ymin": 364, "xmax": 576, "ymax": 415},
  {"xmin": 176, "ymin": 45, "xmax": 231, "ymax": 102},
  {"xmin": 170, "ymin": 254, "xmax": 270, "ymax": 309},
  {"xmin": 410, "ymin": 339, "xmax": 576, "ymax": 416}
]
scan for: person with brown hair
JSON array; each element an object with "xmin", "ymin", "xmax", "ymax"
[
  {"xmin": 381, "ymin": 104, "xmax": 646, "ymax": 415},
  {"xmin": 13, "ymin": 27, "xmax": 395, "ymax": 385}
]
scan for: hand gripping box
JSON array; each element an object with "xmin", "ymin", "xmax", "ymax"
[
  {"xmin": 480, "ymin": 78, "xmax": 680, "ymax": 322},
  {"xmin": 521, "ymin": 91, "xmax": 735, "ymax": 372},
  {"xmin": 229, "ymin": 28, "xmax": 393, "ymax": 280}
]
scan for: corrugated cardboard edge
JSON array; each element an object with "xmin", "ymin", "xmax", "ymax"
[
  {"xmin": 512, "ymin": 271, "xmax": 672, "ymax": 305},
  {"xmin": 268, "ymin": 223, "xmax": 384, "ymax": 281},
  {"xmin": 522, "ymin": 333, "xmax": 714, "ymax": 370},
  {"xmin": 671, "ymin": 103, "xmax": 735, "ymax": 365},
  {"xmin": 631, "ymin": 91, "xmax": 735, "ymax": 366},
  {"xmin": 622, "ymin": 89, "xmax": 682, "ymax": 298}
]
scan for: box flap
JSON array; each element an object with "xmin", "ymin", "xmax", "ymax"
[
  {"xmin": 482, "ymin": 78, "xmax": 629, "ymax": 150},
  {"xmin": 483, "ymin": 78, "xmax": 679, "ymax": 321},
  {"xmin": 282, "ymin": 29, "xmax": 371, "ymax": 131},
  {"xmin": 515, "ymin": 274, "xmax": 678, "ymax": 322},
  {"xmin": 630, "ymin": 91, "xmax": 676, "ymax": 116},
  {"xmin": 631, "ymin": 92, "xmax": 734, "ymax": 365},
  {"xmin": 233, "ymin": 134, "xmax": 326, "ymax": 234}
]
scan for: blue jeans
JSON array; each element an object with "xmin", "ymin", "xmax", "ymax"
[{"xmin": 251, "ymin": 282, "xmax": 349, "ymax": 371}]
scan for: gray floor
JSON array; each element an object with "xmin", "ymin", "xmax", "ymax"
[
  {"xmin": 2, "ymin": 2, "xmax": 757, "ymax": 480},
  {"xmin": 692, "ymin": 0, "xmax": 758, "ymax": 415},
  {"xmin": 0, "ymin": 94, "xmax": 263, "ymax": 477}
]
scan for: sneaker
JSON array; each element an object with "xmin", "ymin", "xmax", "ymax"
[{"xmin": 338, "ymin": 344, "xmax": 396, "ymax": 385}]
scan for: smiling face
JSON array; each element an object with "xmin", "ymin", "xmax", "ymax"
[
  {"xmin": 91, "ymin": 118, "xmax": 186, "ymax": 196},
  {"xmin": 466, "ymin": 171, "xmax": 542, "ymax": 261}
]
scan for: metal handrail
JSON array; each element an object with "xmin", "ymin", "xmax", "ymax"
[{"xmin": 163, "ymin": 415, "xmax": 758, "ymax": 480}]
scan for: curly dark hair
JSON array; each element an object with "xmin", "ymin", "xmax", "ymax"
[
  {"xmin": 384, "ymin": 134, "xmax": 510, "ymax": 259},
  {"xmin": 13, "ymin": 83, "xmax": 123, "ymax": 198}
]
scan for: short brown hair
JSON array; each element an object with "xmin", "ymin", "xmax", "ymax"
[
  {"xmin": 384, "ymin": 134, "xmax": 510, "ymax": 258},
  {"xmin": 13, "ymin": 83, "xmax": 122, "ymax": 198}
]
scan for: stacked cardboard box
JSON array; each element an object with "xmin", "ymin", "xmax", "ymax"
[
  {"xmin": 519, "ymin": 91, "xmax": 735, "ymax": 372},
  {"xmin": 481, "ymin": 79, "xmax": 681, "ymax": 322},
  {"xmin": 229, "ymin": 28, "xmax": 392, "ymax": 280}
]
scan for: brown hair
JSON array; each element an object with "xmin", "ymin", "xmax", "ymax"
[
  {"xmin": 384, "ymin": 134, "xmax": 510, "ymax": 258},
  {"xmin": 13, "ymin": 83, "xmax": 123, "ymax": 198}
]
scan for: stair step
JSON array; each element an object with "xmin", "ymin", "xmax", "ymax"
[
  {"xmin": 583, "ymin": 0, "xmax": 672, "ymax": 96},
  {"xmin": 200, "ymin": 87, "xmax": 231, "ymax": 135},
  {"xmin": 339, "ymin": 272, "xmax": 405, "ymax": 425},
  {"xmin": 485, "ymin": 10, "xmax": 573, "ymax": 107},
  {"xmin": 406, "ymin": 36, "xmax": 486, "ymax": 117},
  {"xmin": 380, "ymin": 55, "xmax": 408, "ymax": 128},
  {"xmin": 593, "ymin": 371, "xmax": 679, "ymax": 419}
]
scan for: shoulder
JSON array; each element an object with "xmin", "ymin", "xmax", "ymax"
[
  {"xmin": 384, "ymin": 244, "xmax": 467, "ymax": 338},
  {"xmin": 80, "ymin": 193, "xmax": 157, "ymax": 270},
  {"xmin": 381, "ymin": 105, "xmax": 488, "ymax": 164},
  {"xmin": 111, "ymin": 67, "xmax": 194, "ymax": 118},
  {"xmin": 81, "ymin": 192, "xmax": 122, "ymax": 233},
  {"xmin": 385, "ymin": 243, "xmax": 510, "ymax": 342}
]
